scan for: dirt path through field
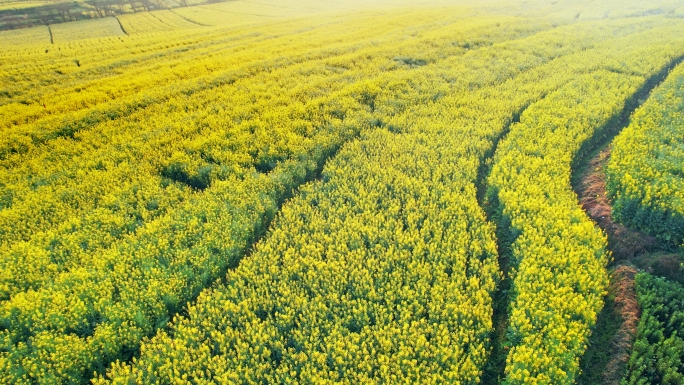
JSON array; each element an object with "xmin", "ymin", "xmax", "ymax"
[
  {"xmin": 576, "ymin": 146, "xmax": 659, "ymax": 261},
  {"xmin": 574, "ymin": 142, "xmax": 649, "ymax": 385},
  {"xmin": 571, "ymin": 54, "xmax": 684, "ymax": 384}
]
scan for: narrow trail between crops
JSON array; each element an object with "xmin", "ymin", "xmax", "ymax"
[
  {"xmin": 477, "ymin": 107, "xmax": 526, "ymax": 385},
  {"xmin": 114, "ymin": 16, "xmax": 128, "ymax": 35},
  {"xmin": 575, "ymin": 146, "xmax": 659, "ymax": 262},
  {"xmin": 572, "ymin": 55, "xmax": 684, "ymax": 385},
  {"xmin": 215, "ymin": 134, "xmax": 359, "ymax": 286},
  {"xmin": 574, "ymin": 145, "xmax": 653, "ymax": 385}
]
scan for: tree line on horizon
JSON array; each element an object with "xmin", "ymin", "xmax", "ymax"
[{"xmin": 0, "ymin": 0, "xmax": 201, "ymax": 31}]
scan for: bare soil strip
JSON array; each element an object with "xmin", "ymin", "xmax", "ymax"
[
  {"xmin": 602, "ymin": 266, "xmax": 640, "ymax": 385},
  {"xmin": 576, "ymin": 146, "xmax": 659, "ymax": 262}
]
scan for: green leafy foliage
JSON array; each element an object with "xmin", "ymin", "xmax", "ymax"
[{"xmin": 622, "ymin": 274, "xmax": 684, "ymax": 385}]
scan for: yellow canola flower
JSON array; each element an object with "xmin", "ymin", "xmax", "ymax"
[
  {"xmin": 488, "ymin": 60, "xmax": 684, "ymax": 383},
  {"xmin": 607, "ymin": 62, "xmax": 684, "ymax": 247}
]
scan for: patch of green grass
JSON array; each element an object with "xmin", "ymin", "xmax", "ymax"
[{"xmin": 577, "ymin": 290, "xmax": 622, "ymax": 385}]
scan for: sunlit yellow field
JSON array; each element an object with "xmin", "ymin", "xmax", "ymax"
[{"xmin": 1, "ymin": 0, "xmax": 684, "ymax": 384}]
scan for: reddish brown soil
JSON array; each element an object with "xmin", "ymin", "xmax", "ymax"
[
  {"xmin": 603, "ymin": 266, "xmax": 640, "ymax": 385},
  {"xmin": 577, "ymin": 146, "xmax": 659, "ymax": 261}
]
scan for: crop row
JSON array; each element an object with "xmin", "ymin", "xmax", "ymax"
[
  {"xmin": 489, "ymin": 71, "xmax": 630, "ymax": 384},
  {"xmin": 487, "ymin": 28, "xmax": 684, "ymax": 383},
  {"xmin": 606, "ymin": 61, "xmax": 684, "ymax": 248}
]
